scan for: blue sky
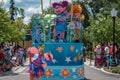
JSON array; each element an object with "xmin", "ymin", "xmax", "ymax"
[{"xmin": 1, "ymin": 0, "xmax": 72, "ymax": 24}]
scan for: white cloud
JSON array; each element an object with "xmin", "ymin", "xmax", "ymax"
[
  {"xmin": 26, "ymin": 7, "xmax": 41, "ymax": 14},
  {"xmin": 23, "ymin": 16, "xmax": 31, "ymax": 24},
  {"xmin": 0, "ymin": 0, "xmax": 6, "ymax": 3},
  {"xmin": 15, "ymin": 0, "xmax": 22, "ymax": 3},
  {"xmin": 3, "ymin": 0, "xmax": 73, "ymax": 24},
  {"xmin": 0, "ymin": 0, "xmax": 8, "ymax": 6}
]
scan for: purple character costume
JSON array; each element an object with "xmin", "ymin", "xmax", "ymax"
[{"xmin": 52, "ymin": 1, "xmax": 70, "ymax": 42}]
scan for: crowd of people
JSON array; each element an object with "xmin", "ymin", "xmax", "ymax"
[
  {"xmin": 94, "ymin": 43, "xmax": 120, "ymax": 68},
  {"xmin": 0, "ymin": 43, "xmax": 27, "ymax": 73}
]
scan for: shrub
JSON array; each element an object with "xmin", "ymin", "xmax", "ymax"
[{"xmin": 112, "ymin": 66, "xmax": 120, "ymax": 74}]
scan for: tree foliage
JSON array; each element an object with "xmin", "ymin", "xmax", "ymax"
[
  {"xmin": 83, "ymin": 14, "xmax": 120, "ymax": 45},
  {"xmin": 84, "ymin": 0, "xmax": 120, "ymax": 18},
  {"xmin": 0, "ymin": 2, "xmax": 28, "ymax": 44}
]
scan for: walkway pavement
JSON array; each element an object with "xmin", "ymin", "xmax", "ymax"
[
  {"xmin": 0, "ymin": 60, "xmax": 29, "ymax": 77},
  {"xmin": 1, "ymin": 59, "xmax": 120, "ymax": 78},
  {"xmin": 84, "ymin": 59, "xmax": 120, "ymax": 76}
]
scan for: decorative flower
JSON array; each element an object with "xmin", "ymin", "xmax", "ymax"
[
  {"xmin": 77, "ymin": 69, "xmax": 83, "ymax": 76},
  {"xmin": 56, "ymin": 47, "xmax": 63, "ymax": 52},
  {"xmin": 61, "ymin": 68, "xmax": 70, "ymax": 78},
  {"xmin": 70, "ymin": 45, "xmax": 74, "ymax": 51},
  {"xmin": 78, "ymin": 54, "xmax": 83, "ymax": 60},
  {"xmin": 45, "ymin": 69, "xmax": 53, "ymax": 78},
  {"xmin": 73, "ymin": 57, "xmax": 78, "ymax": 62}
]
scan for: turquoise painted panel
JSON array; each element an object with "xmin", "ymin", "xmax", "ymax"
[
  {"xmin": 33, "ymin": 43, "xmax": 84, "ymax": 80},
  {"xmin": 40, "ymin": 66, "xmax": 84, "ymax": 80},
  {"xmin": 44, "ymin": 43, "xmax": 84, "ymax": 66}
]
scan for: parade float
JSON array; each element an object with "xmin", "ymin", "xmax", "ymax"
[{"xmin": 30, "ymin": 0, "xmax": 85, "ymax": 80}]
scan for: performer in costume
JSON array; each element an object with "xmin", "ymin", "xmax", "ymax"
[
  {"xmin": 28, "ymin": 46, "xmax": 53, "ymax": 80},
  {"xmin": 71, "ymin": 4, "xmax": 85, "ymax": 42},
  {"xmin": 52, "ymin": 1, "xmax": 70, "ymax": 42}
]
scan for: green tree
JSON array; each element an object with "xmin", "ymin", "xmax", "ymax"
[
  {"xmin": 84, "ymin": 0, "xmax": 120, "ymax": 18},
  {"xmin": 0, "ymin": 6, "xmax": 28, "ymax": 44},
  {"xmin": 83, "ymin": 14, "xmax": 120, "ymax": 45}
]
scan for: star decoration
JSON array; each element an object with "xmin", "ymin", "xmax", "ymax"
[
  {"xmin": 61, "ymin": 68, "xmax": 70, "ymax": 78},
  {"xmin": 72, "ymin": 68, "xmax": 76, "ymax": 72},
  {"xmin": 73, "ymin": 57, "xmax": 78, "ymax": 62},
  {"xmin": 77, "ymin": 69, "xmax": 83, "ymax": 77},
  {"xmin": 81, "ymin": 47, "xmax": 83, "ymax": 51},
  {"xmin": 72, "ymin": 75, "xmax": 77, "ymax": 79},
  {"xmin": 78, "ymin": 54, "xmax": 83, "ymax": 60},
  {"xmin": 70, "ymin": 45, "xmax": 74, "ymax": 51},
  {"xmin": 76, "ymin": 49, "xmax": 78, "ymax": 53},
  {"xmin": 56, "ymin": 47, "xmax": 63, "ymax": 52},
  {"xmin": 65, "ymin": 57, "xmax": 71, "ymax": 63},
  {"xmin": 45, "ymin": 69, "xmax": 53, "ymax": 78},
  {"xmin": 52, "ymin": 59, "xmax": 57, "ymax": 64}
]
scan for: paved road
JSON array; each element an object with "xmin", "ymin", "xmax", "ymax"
[
  {"xmin": 85, "ymin": 65, "xmax": 120, "ymax": 80},
  {"xmin": 0, "ymin": 65, "xmax": 120, "ymax": 80}
]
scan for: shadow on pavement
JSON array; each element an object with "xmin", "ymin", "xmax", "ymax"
[
  {"xmin": 85, "ymin": 78, "xmax": 91, "ymax": 80},
  {"xmin": 0, "ymin": 70, "xmax": 18, "ymax": 77}
]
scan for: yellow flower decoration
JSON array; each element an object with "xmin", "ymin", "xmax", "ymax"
[
  {"xmin": 45, "ymin": 69, "xmax": 53, "ymax": 78},
  {"xmin": 78, "ymin": 54, "xmax": 83, "ymax": 60},
  {"xmin": 77, "ymin": 69, "xmax": 83, "ymax": 76}
]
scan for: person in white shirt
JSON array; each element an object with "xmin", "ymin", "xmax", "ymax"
[{"xmin": 94, "ymin": 45, "xmax": 102, "ymax": 67}]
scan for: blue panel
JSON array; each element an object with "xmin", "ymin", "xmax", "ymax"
[
  {"xmin": 41, "ymin": 65, "xmax": 85, "ymax": 80},
  {"xmin": 44, "ymin": 43, "xmax": 84, "ymax": 66}
]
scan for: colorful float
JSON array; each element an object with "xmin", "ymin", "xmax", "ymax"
[{"xmin": 30, "ymin": 0, "xmax": 85, "ymax": 80}]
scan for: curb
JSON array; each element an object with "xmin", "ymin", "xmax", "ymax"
[
  {"xmin": 101, "ymin": 68, "xmax": 120, "ymax": 76},
  {"xmin": 85, "ymin": 60, "xmax": 120, "ymax": 77}
]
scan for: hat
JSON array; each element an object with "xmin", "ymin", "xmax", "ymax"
[{"xmin": 52, "ymin": 1, "xmax": 68, "ymax": 8}]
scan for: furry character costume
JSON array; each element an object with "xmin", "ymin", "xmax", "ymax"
[
  {"xmin": 52, "ymin": 1, "xmax": 70, "ymax": 42},
  {"xmin": 71, "ymin": 4, "xmax": 85, "ymax": 42},
  {"xmin": 28, "ymin": 46, "xmax": 53, "ymax": 80}
]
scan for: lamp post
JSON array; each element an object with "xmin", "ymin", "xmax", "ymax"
[{"xmin": 111, "ymin": 8, "xmax": 117, "ymax": 63}]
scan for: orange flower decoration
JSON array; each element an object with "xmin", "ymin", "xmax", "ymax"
[
  {"xmin": 45, "ymin": 69, "xmax": 53, "ymax": 78},
  {"xmin": 57, "ymin": 47, "xmax": 63, "ymax": 52},
  {"xmin": 61, "ymin": 68, "xmax": 70, "ymax": 78},
  {"xmin": 77, "ymin": 69, "xmax": 83, "ymax": 76},
  {"xmin": 70, "ymin": 46, "xmax": 74, "ymax": 51},
  {"xmin": 73, "ymin": 57, "xmax": 78, "ymax": 62}
]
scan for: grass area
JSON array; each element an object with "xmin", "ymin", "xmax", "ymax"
[{"xmin": 112, "ymin": 66, "xmax": 120, "ymax": 74}]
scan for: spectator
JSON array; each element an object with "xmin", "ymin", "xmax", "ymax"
[
  {"xmin": 4, "ymin": 48, "xmax": 11, "ymax": 64},
  {"xmin": 104, "ymin": 45, "xmax": 110, "ymax": 67},
  {"xmin": 19, "ymin": 48, "xmax": 24, "ymax": 66},
  {"xmin": 94, "ymin": 45, "xmax": 102, "ymax": 68},
  {"xmin": 109, "ymin": 43, "xmax": 118, "ymax": 65},
  {"xmin": 11, "ymin": 50, "xmax": 18, "ymax": 66},
  {"xmin": 23, "ymin": 48, "xmax": 27, "ymax": 62},
  {"xmin": 100, "ymin": 43, "xmax": 105, "ymax": 66}
]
